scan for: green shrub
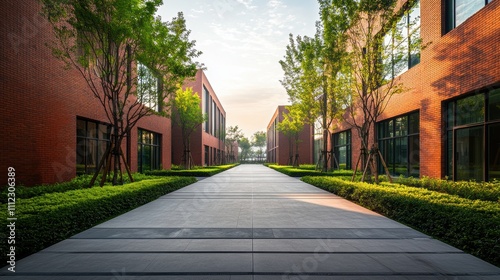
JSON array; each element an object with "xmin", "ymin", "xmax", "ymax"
[
  {"xmin": 395, "ymin": 176, "xmax": 500, "ymax": 202},
  {"xmin": 267, "ymin": 164, "xmax": 355, "ymax": 177},
  {"xmin": 0, "ymin": 173, "xmax": 157, "ymax": 203},
  {"xmin": 0, "ymin": 177, "xmax": 196, "ymax": 263},
  {"xmin": 145, "ymin": 163, "xmax": 238, "ymax": 177},
  {"xmin": 302, "ymin": 176, "xmax": 500, "ymax": 266}
]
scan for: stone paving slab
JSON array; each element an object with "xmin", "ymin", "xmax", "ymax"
[{"xmin": 1, "ymin": 164, "xmax": 499, "ymax": 279}]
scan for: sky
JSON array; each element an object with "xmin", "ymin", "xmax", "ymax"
[{"xmin": 157, "ymin": 0, "xmax": 320, "ymax": 138}]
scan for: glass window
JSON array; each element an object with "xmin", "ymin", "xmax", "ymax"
[
  {"xmin": 456, "ymin": 94, "xmax": 484, "ymax": 126},
  {"xmin": 446, "ymin": 0, "xmax": 491, "ymax": 33},
  {"xmin": 137, "ymin": 62, "xmax": 160, "ymax": 112},
  {"xmin": 488, "ymin": 124, "xmax": 500, "ymax": 180},
  {"xmin": 456, "ymin": 127, "xmax": 484, "ymax": 181},
  {"xmin": 383, "ymin": 0, "xmax": 420, "ymax": 79},
  {"xmin": 456, "ymin": 0, "xmax": 485, "ymax": 26},
  {"xmin": 137, "ymin": 129, "xmax": 161, "ymax": 173},
  {"xmin": 488, "ymin": 89, "xmax": 500, "ymax": 121},
  {"xmin": 445, "ymin": 89, "xmax": 500, "ymax": 181},
  {"xmin": 409, "ymin": 113, "xmax": 419, "ymax": 134},
  {"xmin": 377, "ymin": 112, "xmax": 419, "ymax": 177},
  {"xmin": 333, "ymin": 130, "xmax": 351, "ymax": 170},
  {"xmin": 395, "ymin": 116, "xmax": 408, "ymax": 137},
  {"xmin": 76, "ymin": 118, "xmax": 110, "ymax": 175}
]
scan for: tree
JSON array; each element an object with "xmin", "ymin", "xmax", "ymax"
[
  {"xmin": 252, "ymin": 131, "xmax": 267, "ymax": 162},
  {"xmin": 277, "ymin": 105, "xmax": 305, "ymax": 167},
  {"xmin": 171, "ymin": 87, "xmax": 206, "ymax": 170},
  {"xmin": 343, "ymin": 0, "xmax": 422, "ymax": 183},
  {"xmin": 40, "ymin": 0, "xmax": 201, "ymax": 185},
  {"xmin": 225, "ymin": 125, "xmax": 243, "ymax": 163},
  {"xmin": 279, "ymin": 0, "xmax": 355, "ymax": 172},
  {"xmin": 238, "ymin": 137, "xmax": 251, "ymax": 162}
]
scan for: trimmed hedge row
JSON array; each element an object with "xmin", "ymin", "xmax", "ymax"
[
  {"xmin": 145, "ymin": 163, "xmax": 239, "ymax": 177},
  {"xmin": 0, "ymin": 177, "xmax": 196, "ymax": 263},
  {"xmin": 302, "ymin": 176, "xmax": 500, "ymax": 266},
  {"xmin": 267, "ymin": 164, "xmax": 355, "ymax": 177},
  {"xmin": 394, "ymin": 176, "xmax": 500, "ymax": 202},
  {"xmin": 0, "ymin": 173, "xmax": 155, "ymax": 203}
]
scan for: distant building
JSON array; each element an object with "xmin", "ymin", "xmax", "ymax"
[
  {"xmin": 266, "ymin": 106, "xmax": 314, "ymax": 165},
  {"xmin": 171, "ymin": 70, "xmax": 226, "ymax": 167}
]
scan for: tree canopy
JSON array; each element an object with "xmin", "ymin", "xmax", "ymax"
[{"xmin": 172, "ymin": 87, "xmax": 206, "ymax": 169}]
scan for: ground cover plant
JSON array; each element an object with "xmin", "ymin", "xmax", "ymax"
[
  {"xmin": 146, "ymin": 163, "xmax": 239, "ymax": 177},
  {"xmin": 0, "ymin": 173, "xmax": 155, "ymax": 202},
  {"xmin": 0, "ymin": 176, "xmax": 196, "ymax": 263},
  {"xmin": 302, "ymin": 176, "xmax": 500, "ymax": 266},
  {"xmin": 394, "ymin": 176, "xmax": 500, "ymax": 202},
  {"xmin": 266, "ymin": 164, "xmax": 355, "ymax": 177}
]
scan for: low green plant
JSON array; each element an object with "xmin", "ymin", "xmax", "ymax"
[
  {"xmin": 267, "ymin": 164, "xmax": 355, "ymax": 177},
  {"xmin": 0, "ymin": 176, "xmax": 196, "ymax": 263},
  {"xmin": 395, "ymin": 176, "xmax": 500, "ymax": 202},
  {"xmin": 0, "ymin": 173, "xmax": 158, "ymax": 203},
  {"xmin": 302, "ymin": 176, "xmax": 500, "ymax": 266},
  {"xmin": 145, "ymin": 163, "xmax": 239, "ymax": 177}
]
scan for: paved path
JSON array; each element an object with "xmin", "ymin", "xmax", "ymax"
[{"xmin": 2, "ymin": 164, "xmax": 499, "ymax": 279}]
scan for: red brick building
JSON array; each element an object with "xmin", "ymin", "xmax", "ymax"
[
  {"xmin": 267, "ymin": 106, "xmax": 314, "ymax": 166},
  {"xmin": 0, "ymin": 1, "xmax": 173, "ymax": 186},
  {"xmin": 333, "ymin": 0, "xmax": 500, "ymax": 181},
  {"xmin": 171, "ymin": 70, "xmax": 226, "ymax": 167}
]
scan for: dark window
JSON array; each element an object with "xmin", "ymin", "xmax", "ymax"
[
  {"xmin": 488, "ymin": 89, "xmax": 500, "ymax": 121},
  {"xmin": 76, "ymin": 118, "xmax": 111, "ymax": 175},
  {"xmin": 204, "ymin": 145, "xmax": 209, "ymax": 166},
  {"xmin": 137, "ymin": 62, "xmax": 160, "ymax": 112},
  {"xmin": 383, "ymin": 0, "xmax": 420, "ymax": 79},
  {"xmin": 137, "ymin": 129, "xmax": 161, "ymax": 173},
  {"xmin": 333, "ymin": 130, "xmax": 351, "ymax": 170},
  {"xmin": 377, "ymin": 112, "xmax": 420, "ymax": 177},
  {"xmin": 445, "ymin": 89, "xmax": 500, "ymax": 181},
  {"xmin": 203, "ymin": 86, "xmax": 210, "ymax": 132},
  {"xmin": 445, "ymin": 0, "xmax": 492, "ymax": 33}
]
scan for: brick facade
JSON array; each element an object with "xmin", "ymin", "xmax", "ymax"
[
  {"xmin": 267, "ymin": 106, "xmax": 314, "ymax": 166},
  {"xmin": 334, "ymin": 0, "xmax": 500, "ymax": 180},
  {"xmin": 0, "ymin": 0, "xmax": 172, "ymax": 186},
  {"xmin": 171, "ymin": 70, "xmax": 226, "ymax": 167}
]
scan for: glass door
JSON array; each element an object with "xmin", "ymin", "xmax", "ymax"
[{"xmin": 455, "ymin": 127, "xmax": 484, "ymax": 181}]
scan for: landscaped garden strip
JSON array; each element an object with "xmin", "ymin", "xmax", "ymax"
[
  {"xmin": 302, "ymin": 176, "xmax": 500, "ymax": 267},
  {"xmin": 0, "ymin": 176, "xmax": 196, "ymax": 263},
  {"xmin": 145, "ymin": 163, "xmax": 239, "ymax": 177}
]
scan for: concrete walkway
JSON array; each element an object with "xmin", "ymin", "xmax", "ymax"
[{"xmin": 2, "ymin": 164, "xmax": 499, "ymax": 279}]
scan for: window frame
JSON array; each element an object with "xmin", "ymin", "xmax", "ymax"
[
  {"xmin": 137, "ymin": 62, "xmax": 161, "ymax": 112},
  {"xmin": 383, "ymin": 0, "xmax": 421, "ymax": 79},
  {"xmin": 76, "ymin": 118, "xmax": 111, "ymax": 175},
  {"xmin": 333, "ymin": 130, "xmax": 352, "ymax": 170},
  {"xmin": 377, "ymin": 111, "xmax": 420, "ymax": 177},
  {"xmin": 137, "ymin": 128, "xmax": 161, "ymax": 173},
  {"xmin": 444, "ymin": 89, "xmax": 500, "ymax": 181},
  {"xmin": 444, "ymin": 0, "xmax": 492, "ymax": 34}
]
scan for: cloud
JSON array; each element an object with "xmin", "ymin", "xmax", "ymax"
[{"xmin": 236, "ymin": 0, "xmax": 257, "ymax": 10}]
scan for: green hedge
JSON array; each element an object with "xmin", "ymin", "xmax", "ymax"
[
  {"xmin": 394, "ymin": 176, "xmax": 500, "ymax": 202},
  {"xmin": 0, "ymin": 177, "xmax": 196, "ymax": 263},
  {"xmin": 302, "ymin": 176, "xmax": 500, "ymax": 266},
  {"xmin": 0, "ymin": 173, "xmax": 155, "ymax": 203},
  {"xmin": 145, "ymin": 163, "xmax": 239, "ymax": 177},
  {"xmin": 267, "ymin": 164, "xmax": 355, "ymax": 177}
]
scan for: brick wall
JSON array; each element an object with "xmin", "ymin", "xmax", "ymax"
[
  {"xmin": 0, "ymin": 0, "xmax": 172, "ymax": 186},
  {"xmin": 266, "ymin": 106, "xmax": 314, "ymax": 165},
  {"xmin": 334, "ymin": 0, "xmax": 500, "ymax": 178},
  {"xmin": 172, "ymin": 70, "xmax": 226, "ymax": 166}
]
